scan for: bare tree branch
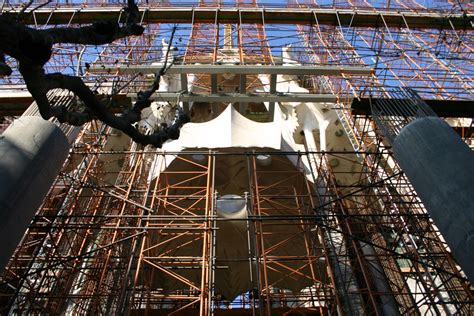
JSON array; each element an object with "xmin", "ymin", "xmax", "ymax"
[
  {"xmin": 16, "ymin": 0, "xmax": 34, "ymax": 20},
  {"xmin": 0, "ymin": 50, "xmax": 12, "ymax": 77},
  {"xmin": 17, "ymin": 0, "xmax": 53, "ymax": 20},
  {"xmin": 0, "ymin": 1, "xmax": 189, "ymax": 148},
  {"xmin": 42, "ymin": 22, "xmax": 144, "ymax": 46},
  {"xmin": 0, "ymin": 13, "xmax": 144, "ymax": 66}
]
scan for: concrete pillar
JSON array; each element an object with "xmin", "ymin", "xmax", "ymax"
[
  {"xmin": 0, "ymin": 116, "xmax": 70, "ymax": 270},
  {"xmin": 392, "ymin": 117, "xmax": 474, "ymax": 282}
]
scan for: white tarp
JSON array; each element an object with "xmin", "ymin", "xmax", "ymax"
[
  {"xmin": 178, "ymin": 103, "xmax": 282, "ymax": 149},
  {"xmin": 147, "ymin": 104, "xmax": 285, "ymax": 181}
]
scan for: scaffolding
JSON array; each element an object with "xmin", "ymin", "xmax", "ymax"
[
  {"xmin": 1, "ymin": 126, "xmax": 472, "ymax": 314},
  {"xmin": 0, "ymin": 0, "xmax": 473, "ymax": 315}
]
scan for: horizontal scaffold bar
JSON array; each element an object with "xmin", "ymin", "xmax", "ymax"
[
  {"xmin": 90, "ymin": 64, "xmax": 374, "ymax": 76},
  {"xmin": 127, "ymin": 92, "xmax": 338, "ymax": 103},
  {"xmin": 1, "ymin": 92, "xmax": 471, "ymax": 117},
  {"xmin": 4, "ymin": 7, "xmax": 472, "ymax": 29}
]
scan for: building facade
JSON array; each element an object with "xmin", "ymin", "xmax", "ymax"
[{"xmin": 0, "ymin": 1, "xmax": 473, "ymax": 315}]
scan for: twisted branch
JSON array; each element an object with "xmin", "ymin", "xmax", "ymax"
[{"xmin": 0, "ymin": 1, "xmax": 188, "ymax": 147}]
